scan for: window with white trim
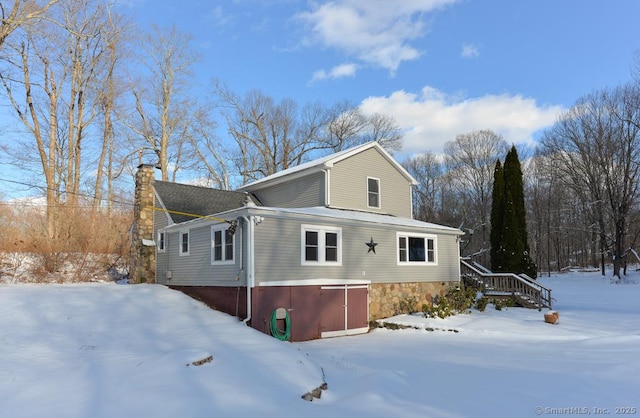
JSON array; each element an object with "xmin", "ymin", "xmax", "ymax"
[
  {"xmin": 397, "ymin": 232, "xmax": 437, "ymax": 264},
  {"xmin": 211, "ymin": 225, "xmax": 234, "ymax": 264},
  {"xmin": 179, "ymin": 230, "xmax": 190, "ymax": 256},
  {"xmin": 367, "ymin": 177, "xmax": 380, "ymax": 208},
  {"xmin": 157, "ymin": 231, "xmax": 165, "ymax": 253},
  {"xmin": 301, "ymin": 225, "xmax": 342, "ymax": 265}
]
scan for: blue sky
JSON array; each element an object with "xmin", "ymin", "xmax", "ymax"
[
  {"xmin": 120, "ymin": 0, "xmax": 640, "ymax": 158},
  {"xmin": 1, "ymin": 0, "xmax": 639, "ymax": 200}
]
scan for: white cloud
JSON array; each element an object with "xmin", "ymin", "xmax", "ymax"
[
  {"xmin": 296, "ymin": 0, "xmax": 458, "ymax": 74},
  {"xmin": 207, "ymin": 6, "xmax": 233, "ymax": 27},
  {"xmin": 359, "ymin": 86, "xmax": 564, "ymax": 156},
  {"xmin": 461, "ymin": 43, "xmax": 479, "ymax": 58},
  {"xmin": 311, "ymin": 63, "xmax": 358, "ymax": 83}
]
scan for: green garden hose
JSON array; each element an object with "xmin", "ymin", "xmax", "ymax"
[{"xmin": 270, "ymin": 309, "xmax": 291, "ymax": 341}]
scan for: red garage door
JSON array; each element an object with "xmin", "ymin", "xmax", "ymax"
[{"xmin": 320, "ymin": 285, "xmax": 369, "ymax": 338}]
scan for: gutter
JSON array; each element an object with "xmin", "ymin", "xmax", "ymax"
[{"xmin": 241, "ymin": 215, "xmax": 255, "ymax": 324}]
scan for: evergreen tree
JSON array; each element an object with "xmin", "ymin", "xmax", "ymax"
[
  {"xmin": 501, "ymin": 188, "xmax": 522, "ymax": 272},
  {"xmin": 504, "ymin": 146, "xmax": 536, "ymax": 277},
  {"xmin": 490, "ymin": 146, "xmax": 537, "ymax": 277},
  {"xmin": 490, "ymin": 160, "xmax": 505, "ymax": 271}
]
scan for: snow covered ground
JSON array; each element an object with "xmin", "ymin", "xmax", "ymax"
[{"xmin": 1, "ymin": 270, "xmax": 639, "ymax": 418}]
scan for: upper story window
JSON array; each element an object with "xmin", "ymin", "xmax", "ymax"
[
  {"xmin": 212, "ymin": 225, "xmax": 234, "ymax": 264},
  {"xmin": 157, "ymin": 231, "xmax": 165, "ymax": 253},
  {"xmin": 180, "ymin": 230, "xmax": 190, "ymax": 256},
  {"xmin": 301, "ymin": 224, "xmax": 342, "ymax": 265},
  {"xmin": 397, "ymin": 232, "xmax": 437, "ymax": 265},
  {"xmin": 367, "ymin": 177, "xmax": 380, "ymax": 208}
]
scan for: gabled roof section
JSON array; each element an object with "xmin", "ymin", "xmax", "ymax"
[
  {"xmin": 153, "ymin": 181, "xmax": 249, "ymax": 224},
  {"xmin": 238, "ymin": 141, "xmax": 417, "ymax": 192}
]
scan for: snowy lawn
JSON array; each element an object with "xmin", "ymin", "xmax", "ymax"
[{"xmin": 1, "ymin": 271, "xmax": 639, "ymax": 418}]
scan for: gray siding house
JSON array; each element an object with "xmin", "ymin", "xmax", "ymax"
[{"xmin": 131, "ymin": 142, "xmax": 464, "ymax": 341}]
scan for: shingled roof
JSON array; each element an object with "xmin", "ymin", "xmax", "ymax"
[{"xmin": 153, "ymin": 181, "xmax": 249, "ymax": 224}]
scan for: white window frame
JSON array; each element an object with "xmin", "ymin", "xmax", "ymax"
[
  {"xmin": 367, "ymin": 177, "xmax": 381, "ymax": 209},
  {"xmin": 179, "ymin": 230, "xmax": 190, "ymax": 256},
  {"xmin": 396, "ymin": 232, "xmax": 437, "ymax": 265},
  {"xmin": 211, "ymin": 224, "xmax": 235, "ymax": 265},
  {"xmin": 157, "ymin": 230, "xmax": 166, "ymax": 253},
  {"xmin": 301, "ymin": 224, "xmax": 342, "ymax": 266}
]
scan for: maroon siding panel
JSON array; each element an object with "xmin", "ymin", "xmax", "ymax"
[
  {"xmin": 253, "ymin": 287, "xmax": 292, "ymax": 337},
  {"xmin": 319, "ymin": 288, "xmax": 345, "ymax": 333},
  {"xmin": 170, "ymin": 286, "xmax": 247, "ymax": 318},
  {"xmin": 290, "ymin": 286, "xmax": 323, "ymax": 342},
  {"xmin": 347, "ymin": 288, "xmax": 369, "ymax": 330}
]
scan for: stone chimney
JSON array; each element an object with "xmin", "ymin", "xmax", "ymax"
[{"xmin": 130, "ymin": 164, "xmax": 157, "ymax": 283}]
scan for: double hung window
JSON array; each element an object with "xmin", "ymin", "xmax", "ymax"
[
  {"xmin": 179, "ymin": 230, "xmax": 190, "ymax": 256},
  {"xmin": 212, "ymin": 225, "xmax": 234, "ymax": 264},
  {"xmin": 367, "ymin": 177, "xmax": 380, "ymax": 208}
]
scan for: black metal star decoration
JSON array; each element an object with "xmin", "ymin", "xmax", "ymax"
[{"xmin": 366, "ymin": 237, "xmax": 378, "ymax": 254}]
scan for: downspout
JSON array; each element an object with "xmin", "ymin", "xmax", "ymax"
[{"xmin": 241, "ymin": 215, "xmax": 254, "ymax": 324}]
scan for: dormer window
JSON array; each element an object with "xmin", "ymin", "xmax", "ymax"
[{"xmin": 367, "ymin": 177, "xmax": 380, "ymax": 208}]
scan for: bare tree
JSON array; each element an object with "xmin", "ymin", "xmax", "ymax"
[
  {"xmin": 540, "ymin": 85, "xmax": 640, "ymax": 278},
  {"xmin": 325, "ymin": 100, "xmax": 367, "ymax": 152},
  {"xmin": 324, "ymin": 101, "xmax": 402, "ymax": 153},
  {"xmin": 0, "ymin": 0, "xmax": 58, "ymax": 50},
  {"xmin": 402, "ymin": 151, "xmax": 443, "ymax": 222},
  {"xmin": 0, "ymin": 0, "xmax": 125, "ymax": 238},
  {"xmin": 127, "ymin": 24, "xmax": 199, "ymax": 181},
  {"xmin": 92, "ymin": 9, "xmax": 129, "ymax": 213},
  {"xmin": 364, "ymin": 112, "xmax": 402, "ymax": 153},
  {"xmin": 59, "ymin": 0, "xmax": 114, "ymax": 207},
  {"xmin": 185, "ymin": 104, "xmax": 232, "ymax": 190},
  {"xmin": 444, "ymin": 130, "xmax": 509, "ymax": 247},
  {"xmin": 213, "ymin": 81, "xmax": 330, "ymax": 183}
]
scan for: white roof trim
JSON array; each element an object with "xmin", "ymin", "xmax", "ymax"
[{"xmin": 238, "ymin": 142, "xmax": 417, "ymax": 191}]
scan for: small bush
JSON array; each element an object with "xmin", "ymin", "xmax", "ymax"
[
  {"xmin": 392, "ymin": 295, "xmax": 419, "ymax": 315},
  {"xmin": 424, "ymin": 286, "xmax": 477, "ymax": 319},
  {"xmin": 493, "ymin": 296, "xmax": 516, "ymax": 311},
  {"xmin": 475, "ymin": 296, "xmax": 488, "ymax": 312}
]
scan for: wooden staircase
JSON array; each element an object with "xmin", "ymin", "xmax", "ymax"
[{"xmin": 460, "ymin": 258, "xmax": 552, "ymax": 310}]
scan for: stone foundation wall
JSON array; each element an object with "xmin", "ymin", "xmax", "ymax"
[{"xmin": 369, "ymin": 281, "xmax": 459, "ymax": 320}]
